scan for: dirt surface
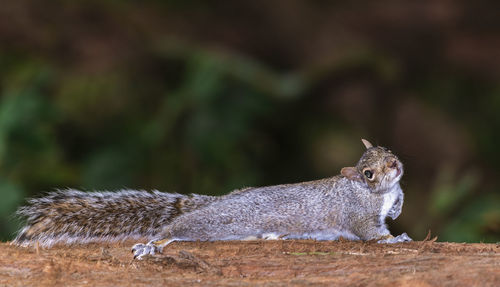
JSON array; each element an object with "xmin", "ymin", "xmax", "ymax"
[{"xmin": 0, "ymin": 239, "xmax": 498, "ymax": 286}]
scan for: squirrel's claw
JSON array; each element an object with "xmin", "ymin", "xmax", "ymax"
[
  {"xmin": 132, "ymin": 238, "xmax": 176, "ymax": 260},
  {"xmin": 377, "ymin": 232, "xmax": 412, "ymax": 244},
  {"xmin": 132, "ymin": 241, "xmax": 160, "ymax": 260}
]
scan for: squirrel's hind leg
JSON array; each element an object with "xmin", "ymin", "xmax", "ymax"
[{"xmin": 132, "ymin": 238, "xmax": 178, "ymax": 260}]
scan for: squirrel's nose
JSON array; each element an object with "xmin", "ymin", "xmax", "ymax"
[{"xmin": 386, "ymin": 159, "xmax": 397, "ymax": 168}]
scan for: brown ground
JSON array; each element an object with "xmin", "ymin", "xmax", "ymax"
[{"xmin": 0, "ymin": 239, "xmax": 498, "ymax": 287}]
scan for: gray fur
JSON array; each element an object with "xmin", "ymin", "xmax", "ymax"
[
  {"xmin": 132, "ymin": 142, "xmax": 412, "ymax": 259},
  {"xmin": 161, "ymin": 177, "xmax": 388, "ymax": 241},
  {"xmin": 13, "ymin": 139, "xmax": 412, "ymax": 258}
]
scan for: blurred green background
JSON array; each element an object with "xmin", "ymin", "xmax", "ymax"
[{"xmin": 0, "ymin": 0, "xmax": 498, "ymax": 243}]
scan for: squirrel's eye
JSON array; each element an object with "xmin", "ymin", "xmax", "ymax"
[{"xmin": 364, "ymin": 170, "xmax": 373, "ymax": 179}]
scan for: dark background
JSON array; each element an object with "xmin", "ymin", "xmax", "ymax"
[{"xmin": 0, "ymin": 0, "xmax": 499, "ymax": 242}]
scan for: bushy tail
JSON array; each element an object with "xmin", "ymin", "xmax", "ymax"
[{"xmin": 13, "ymin": 189, "xmax": 217, "ymax": 247}]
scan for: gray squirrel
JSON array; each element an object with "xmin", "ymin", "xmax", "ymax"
[{"xmin": 13, "ymin": 139, "xmax": 411, "ymax": 259}]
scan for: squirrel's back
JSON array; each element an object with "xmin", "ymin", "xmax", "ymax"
[{"xmin": 14, "ymin": 189, "xmax": 217, "ymax": 247}]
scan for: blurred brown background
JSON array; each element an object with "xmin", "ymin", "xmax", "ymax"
[{"xmin": 0, "ymin": 0, "xmax": 498, "ymax": 242}]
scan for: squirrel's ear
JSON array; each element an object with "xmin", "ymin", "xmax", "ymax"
[
  {"xmin": 361, "ymin": 139, "xmax": 373, "ymax": 149},
  {"xmin": 341, "ymin": 167, "xmax": 363, "ymax": 182}
]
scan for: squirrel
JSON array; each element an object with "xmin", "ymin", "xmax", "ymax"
[{"xmin": 13, "ymin": 139, "xmax": 412, "ymax": 259}]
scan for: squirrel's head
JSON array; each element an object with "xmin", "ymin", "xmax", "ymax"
[{"xmin": 340, "ymin": 139, "xmax": 403, "ymax": 193}]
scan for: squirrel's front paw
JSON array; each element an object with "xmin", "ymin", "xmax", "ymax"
[
  {"xmin": 377, "ymin": 232, "xmax": 412, "ymax": 243},
  {"xmin": 132, "ymin": 240, "xmax": 162, "ymax": 260}
]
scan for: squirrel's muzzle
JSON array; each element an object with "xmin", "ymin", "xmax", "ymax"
[{"xmin": 386, "ymin": 159, "xmax": 398, "ymax": 168}]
